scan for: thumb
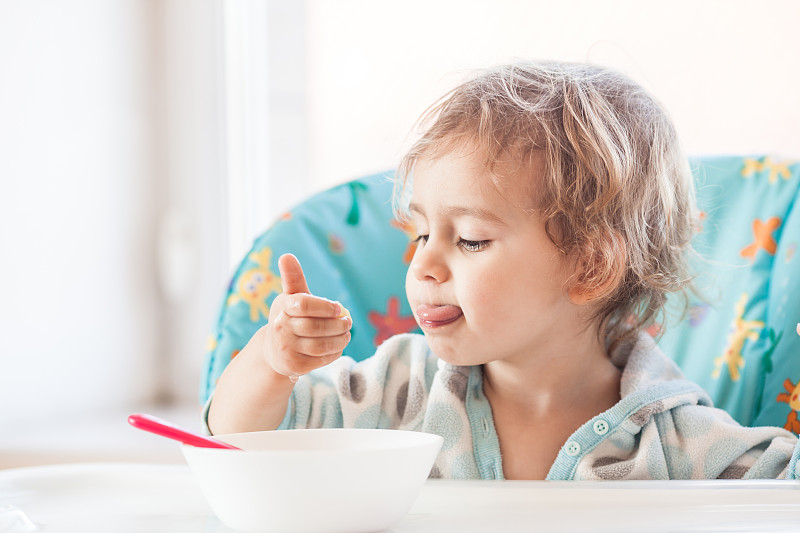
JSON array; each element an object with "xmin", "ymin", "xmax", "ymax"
[{"xmin": 278, "ymin": 253, "xmax": 310, "ymax": 295}]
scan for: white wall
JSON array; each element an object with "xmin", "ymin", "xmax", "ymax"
[
  {"xmin": 222, "ymin": 0, "xmax": 310, "ymax": 270},
  {"xmin": 0, "ymin": 0, "xmax": 226, "ymax": 436},
  {"xmin": 158, "ymin": 0, "xmax": 227, "ymax": 405},
  {"xmin": 305, "ymin": 0, "xmax": 800, "ymax": 192},
  {"xmin": 0, "ymin": 1, "xmax": 162, "ymax": 427}
]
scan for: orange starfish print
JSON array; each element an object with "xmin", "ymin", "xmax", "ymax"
[
  {"xmin": 740, "ymin": 217, "xmax": 781, "ymax": 259},
  {"xmin": 391, "ymin": 219, "xmax": 418, "ymax": 264},
  {"xmin": 693, "ymin": 210, "xmax": 707, "ymax": 233},
  {"xmin": 777, "ymin": 378, "xmax": 800, "ymax": 433},
  {"xmin": 367, "ymin": 296, "xmax": 419, "ymax": 346}
]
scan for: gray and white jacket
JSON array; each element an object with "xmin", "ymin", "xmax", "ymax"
[{"xmin": 211, "ymin": 332, "xmax": 800, "ymax": 480}]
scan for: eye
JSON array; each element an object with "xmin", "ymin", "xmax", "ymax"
[
  {"xmin": 457, "ymin": 238, "xmax": 490, "ymax": 252},
  {"xmin": 413, "ymin": 234, "xmax": 429, "ymax": 245}
]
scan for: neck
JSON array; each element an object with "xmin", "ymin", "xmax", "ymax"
[{"xmin": 482, "ymin": 325, "xmax": 621, "ymax": 417}]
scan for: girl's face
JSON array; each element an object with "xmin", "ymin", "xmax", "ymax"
[{"xmin": 405, "ymin": 144, "xmax": 581, "ymax": 367}]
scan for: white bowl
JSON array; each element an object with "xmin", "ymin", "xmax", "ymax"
[{"xmin": 181, "ymin": 428, "xmax": 443, "ymax": 533}]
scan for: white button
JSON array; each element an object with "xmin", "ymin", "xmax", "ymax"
[
  {"xmin": 593, "ymin": 419, "xmax": 609, "ymax": 435},
  {"xmin": 565, "ymin": 441, "xmax": 581, "ymax": 456},
  {"xmin": 481, "ymin": 418, "xmax": 490, "ymax": 436}
]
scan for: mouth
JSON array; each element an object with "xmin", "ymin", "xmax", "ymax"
[{"xmin": 415, "ymin": 304, "xmax": 463, "ymax": 329}]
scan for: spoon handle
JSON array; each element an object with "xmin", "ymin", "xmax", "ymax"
[{"xmin": 128, "ymin": 413, "xmax": 240, "ymax": 450}]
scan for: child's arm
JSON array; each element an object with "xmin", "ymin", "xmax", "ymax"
[{"xmin": 206, "ymin": 253, "xmax": 352, "ymax": 435}]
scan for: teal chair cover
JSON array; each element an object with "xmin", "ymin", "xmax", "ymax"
[
  {"xmin": 201, "ymin": 157, "xmax": 800, "ymax": 432},
  {"xmin": 659, "ymin": 156, "xmax": 800, "ymax": 430}
]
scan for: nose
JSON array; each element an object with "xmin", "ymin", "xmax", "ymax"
[{"xmin": 410, "ymin": 238, "xmax": 449, "ymax": 283}]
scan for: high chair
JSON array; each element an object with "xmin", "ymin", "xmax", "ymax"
[{"xmin": 201, "ymin": 156, "xmax": 800, "ymax": 432}]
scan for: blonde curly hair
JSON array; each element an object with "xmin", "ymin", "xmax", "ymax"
[{"xmin": 395, "ymin": 61, "xmax": 697, "ymax": 352}]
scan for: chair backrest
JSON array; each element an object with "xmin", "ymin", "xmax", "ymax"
[
  {"xmin": 658, "ymin": 156, "xmax": 800, "ymax": 430},
  {"xmin": 201, "ymin": 156, "xmax": 800, "ymax": 431}
]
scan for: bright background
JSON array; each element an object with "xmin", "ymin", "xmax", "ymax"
[{"xmin": 1, "ymin": 0, "xmax": 798, "ymax": 467}]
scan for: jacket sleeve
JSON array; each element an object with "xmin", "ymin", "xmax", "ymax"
[
  {"xmin": 278, "ymin": 334, "xmax": 438, "ymax": 431},
  {"xmin": 662, "ymin": 403, "xmax": 800, "ymax": 479}
]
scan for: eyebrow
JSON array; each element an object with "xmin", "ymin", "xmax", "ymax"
[{"xmin": 408, "ymin": 202, "xmax": 509, "ymax": 226}]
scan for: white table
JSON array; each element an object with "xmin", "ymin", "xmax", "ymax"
[{"xmin": 2, "ymin": 463, "xmax": 800, "ymax": 532}]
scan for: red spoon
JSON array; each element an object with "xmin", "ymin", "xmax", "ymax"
[{"xmin": 128, "ymin": 413, "xmax": 241, "ymax": 450}]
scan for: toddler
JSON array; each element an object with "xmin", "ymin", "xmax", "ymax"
[{"xmin": 207, "ymin": 61, "xmax": 800, "ymax": 480}]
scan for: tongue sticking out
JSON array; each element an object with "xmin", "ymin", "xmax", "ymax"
[{"xmin": 416, "ymin": 304, "xmax": 463, "ymax": 327}]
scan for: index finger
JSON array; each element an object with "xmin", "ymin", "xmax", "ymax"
[{"xmin": 283, "ymin": 293, "xmax": 343, "ymax": 318}]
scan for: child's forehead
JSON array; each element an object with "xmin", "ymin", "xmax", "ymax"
[
  {"xmin": 422, "ymin": 141, "xmax": 543, "ymax": 194},
  {"xmin": 412, "ymin": 144, "xmax": 544, "ymax": 213}
]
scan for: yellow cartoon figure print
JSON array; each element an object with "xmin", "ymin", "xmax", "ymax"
[
  {"xmin": 227, "ymin": 247, "xmax": 283, "ymax": 322},
  {"xmin": 712, "ymin": 293, "xmax": 764, "ymax": 381},
  {"xmin": 741, "ymin": 156, "xmax": 794, "ymax": 184}
]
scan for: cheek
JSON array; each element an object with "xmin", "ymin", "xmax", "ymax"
[
  {"xmin": 460, "ymin": 274, "xmax": 511, "ymax": 318},
  {"xmin": 405, "ymin": 269, "xmax": 416, "ymax": 302},
  {"xmin": 405, "ymin": 268, "xmax": 431, "ymax": 310},
  {"xmin": 471, "ymin": 255, "xmax": 567, "ymax": 313},
  {"xmin": 464, "ymin": 288, "xmax": 491, "ymax": 314}
]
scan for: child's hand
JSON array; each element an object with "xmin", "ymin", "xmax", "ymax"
[{"xmin": 263, "ymin": 253, "xmax": 352, "ymax": 382}]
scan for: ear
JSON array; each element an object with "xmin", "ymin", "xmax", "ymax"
[{"xmin": 567, "ymin": 234, "xmax": 626, "ymax": 306}]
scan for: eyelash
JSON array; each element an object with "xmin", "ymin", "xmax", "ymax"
[
  {"xmin": 459, "ymin": 239, "xmax": 490, "ymax": 252},
  {"xmin": 413, "ymin": 235, "xmax": 490, "ymax": 253}
]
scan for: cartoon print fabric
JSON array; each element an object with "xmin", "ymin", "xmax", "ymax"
[
  {"xmin": 201, "ymin": 173, "xmax": 420, "ymax": 403},
  {"xmin": 659, "ymin": 156, "xmax": 800, "ymax": 430},
  {"xmin": 201, "ymin": 157, "xmax": 800, "ymax": 433},
  {"xmin": 226, "ymin": 248, "xmax": 282, "ymax": 322}
]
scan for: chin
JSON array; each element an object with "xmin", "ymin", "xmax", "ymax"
[{"xmin": 423, "ymin": 335, "xmax": 478, "ymax": 367}]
